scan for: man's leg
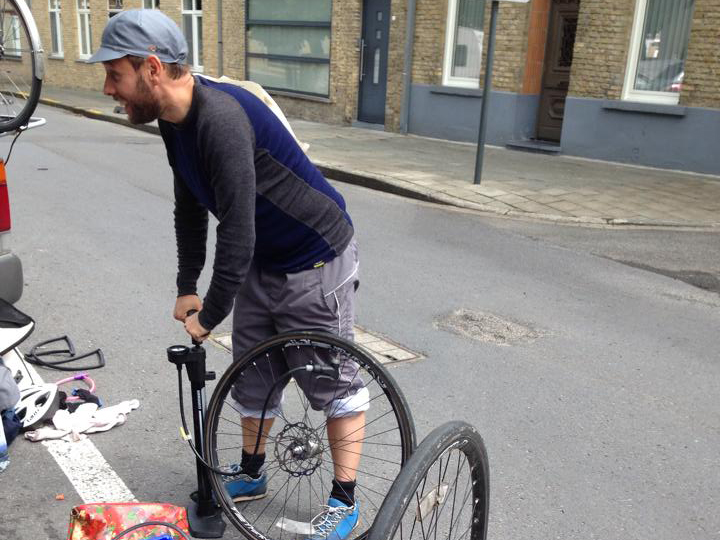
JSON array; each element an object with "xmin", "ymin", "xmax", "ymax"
[
  {"xmin": 225, "ymin": 262, "xmax": 283, "ymax": 500},
  {"xmin": 327, "ymin": 412, "xmax": 365, "ymax": 482},
  {"xmin": 241, "ymin": 416, "xmax": 273, "ymax": 456},
  {"xmin": 275, "ymin": 240, "xmax": 364, "ymax": 499}
]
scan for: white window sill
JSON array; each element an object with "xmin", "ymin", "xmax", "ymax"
[{"xmin": 441, "ymin": 78, "xmax": 481, "ymax": 89}]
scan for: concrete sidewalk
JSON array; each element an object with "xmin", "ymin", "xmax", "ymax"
[{"xmin": 38, "ymin": 85, "xmax": 720, "ymax": 228}]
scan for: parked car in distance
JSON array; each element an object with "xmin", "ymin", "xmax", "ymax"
[{"xmin": 0, "ymin": 161, "xmax": 23, "ymax": 304}]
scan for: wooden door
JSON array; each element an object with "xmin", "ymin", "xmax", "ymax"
[{"xmin": 536, "ymin": 0, "xmax": 580, "ymax": 142}]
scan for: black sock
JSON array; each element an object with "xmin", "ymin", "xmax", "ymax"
[
  {"xmin": 241, "ymin": 450, "xmax": 265, "ymax": 479},
  {"xmin": 330, "ymin": 479, "xmax": 356, "ymax": 506}
]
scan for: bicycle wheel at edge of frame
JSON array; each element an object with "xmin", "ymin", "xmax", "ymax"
[
  {"xmin": 367, "ymin": 420, "xmax": 490, "ymax": 540},
  {"xmin": 0, "ymin": 0, "xmax": 44, "ymax": 133},
  {"xmin": 203, "ymin": 329, "xmax": 417, "ymax": 540}
]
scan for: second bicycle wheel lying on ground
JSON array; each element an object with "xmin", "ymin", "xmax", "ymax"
[
  {"xmin": 368, "ymin": 421, "xmax": 490, "ymax": 540},
  {"xmin": 204, "ymin": 331, "xmax": 416, "ymax": 540}
]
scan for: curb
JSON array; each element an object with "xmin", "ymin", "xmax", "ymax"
[
  {"xmin": 39, "ymin": 97, "xmax": 160, "ymax": 136},
  {"xmin": 37, "ymin": 97, "xmax": 719, "ymax": 230}
]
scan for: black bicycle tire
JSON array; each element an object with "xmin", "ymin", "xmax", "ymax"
[
  {"xmin": 204, "ymin": 330, "xmax": 417, "ymax": 540},
  {"xmin": 368, "ymin": 421, "xmax": 490, "ymax": 540},
  {"xmin": 0, "ymin": 0, "xmax": 43, "ymax": 133}
]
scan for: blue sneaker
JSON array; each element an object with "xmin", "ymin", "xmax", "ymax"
[
  {"xmin": 305, "ymin": 498, "xmax": 359, "ymax": 540},
  {"xmin": 223, "ymin": 465, "xmax": 267, "ymax": 502}
]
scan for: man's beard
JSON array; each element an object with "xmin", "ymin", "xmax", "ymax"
[{"xmin": 127, "ymin": 76, "xmax": 161, "ymax": 124}]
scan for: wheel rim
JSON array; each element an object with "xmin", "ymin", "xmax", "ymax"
[
  {"xmin": 369, "ymin": 422, "xmax": 489, "ymax": 540},
  {"xmin": 0, "ymin": 0, "xmax": 41, "ymax": 131},
  {"xmin": 395, "ymin": 440, "xmax": 483, "ymax": 540},
  {"xmin": 206, "ymin": 332, "xmax": 414, "ymax": 540}
]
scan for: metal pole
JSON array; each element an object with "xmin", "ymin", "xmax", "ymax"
[
  {"xmin": 473, "ymin": 0, "xmax": 499, "ymax": 185},
  {"xmin": 400, "ymin": 0, "xmax": 418, "ymax": 134}
]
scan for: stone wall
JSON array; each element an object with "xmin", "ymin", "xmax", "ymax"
[
  {"xmin": 568, "ymin": 0, "xmax": 633, "ymax": 100},
  {"xmin": 221, "ymin": 0, "xmax": 246, "ymax": 80},
  {"xmin": 490, "ymin": 2, "xmax": 531, "ymax": 93},
  {"xmin": 384, "ymin": 0, "xmax": 408, "ymax": 131},
  {"xmin": 682, "ymin": 0, "xmax": 720, "ymax": 109}
]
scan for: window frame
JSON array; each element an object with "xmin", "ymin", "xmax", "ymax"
[
  {"xmin": 48, "ymin": 0, "xmax": 64, "ymax": 57},
  {"xmin": 245, "ymin": 0, "xmax": 332, "ymax": 98},
  {"xmin": 622, "ymin": 0, "xmax": 692, "ymax": 105},
  {"xmin": 442, "ymin": 0, "xmax": 484, "ymax": 88},
  {"xmin": 108, "ymin": 0, "xmax": 123, "ymax": 18},
  {"xmin": 182, "ymin": 0, "xmax": 203, "ymax": 72},
  {"xmin": 77, "ymin": 0, "xmax": 92, "ymax": 59},
  {"xmin": 143, "ymin": 0, "xmax": 159, "ymax": 7}
]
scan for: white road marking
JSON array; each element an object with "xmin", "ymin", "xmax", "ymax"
[
  {"xmin": 43, "ymin": 439, "xmax": 136, "ymax": 503},
  {"xmin": 12, "ymin": 349, "xmax": 137, "ymax": 503}
]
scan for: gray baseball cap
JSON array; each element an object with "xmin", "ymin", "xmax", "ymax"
[{"xmin": 87, "ymin": 9, "xmax": 188, "ymax": 64}]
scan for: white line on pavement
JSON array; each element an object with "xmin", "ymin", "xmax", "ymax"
[{"xmin": 19, "ymin": 350, "xmax": 137, "ymax": 503}]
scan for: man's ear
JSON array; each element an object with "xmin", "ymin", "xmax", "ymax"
[{"xmin": 145, "ymin": 55, "xmax": 163, "ymax": 83}]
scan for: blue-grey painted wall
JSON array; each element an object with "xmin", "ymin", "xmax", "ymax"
[
  {"xmin": 407, "ymin": 84, "xmax": 540, "ymax": 145},
  {"xmin": 407, "ymin": 86, "xmax": 719, "ymax": 175},
  {"xmin": 561, "ymin": 97, "xmax": 720, "ymax": 175}
]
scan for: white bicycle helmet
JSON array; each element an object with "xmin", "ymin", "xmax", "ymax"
[{"xmin": 15, "ymin": 383, "xmax": 60, "ymax": 430}]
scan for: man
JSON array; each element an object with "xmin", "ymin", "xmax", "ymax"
[{"xmin": 89, "ymin": 10, "xmax": 364, "ymax": 540}]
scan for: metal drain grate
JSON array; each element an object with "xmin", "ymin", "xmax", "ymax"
[
  {"xmin": 208, "ymin": 326, "xmax": 422, "ymax": 366},
  {"xmin": 353, "ymin": 326, "xmax": 423, "ymax": 365}
]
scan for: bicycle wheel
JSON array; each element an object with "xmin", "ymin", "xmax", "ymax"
[
  {"xmin": 204, "ymin": 331, "xmax": 416, "ymax": 540},
  {"xmin": 0, "ymin": 0, "xmax": 43, "ymax": 133},
  {"xmin": 368, "ymin": 421, "xmax": 489, "ymax": 540}
]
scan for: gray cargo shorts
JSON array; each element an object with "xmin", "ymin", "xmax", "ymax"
[{"xmin": 229, "ymin": 239, "xmax": 367, "ymax": 418}]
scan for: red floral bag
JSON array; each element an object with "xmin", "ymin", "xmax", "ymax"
[{"xmin": 66, "ymin": 502, "xmax": 189, "ymax": 540}]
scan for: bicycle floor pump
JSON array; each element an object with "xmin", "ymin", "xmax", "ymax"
[{"xmin": 167, "ymin": 335, "xmax": 226, "ymax": 539}]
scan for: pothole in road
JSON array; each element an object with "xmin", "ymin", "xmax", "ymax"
[
  {"xmin": 434, "ymin": 309, "xmax": 543, "ymax": 346},
  {"xmin": 209, "ymin": 326, "xmax": 422, "ymax": 366}
]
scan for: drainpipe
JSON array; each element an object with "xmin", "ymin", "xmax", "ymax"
[
  {"xmin": 399, "ymin": 0, "xmax": 417, "ymax": 134},
  {"xmin": 217, "ymin": 0, "xmax": 224, "ymax": 76}
]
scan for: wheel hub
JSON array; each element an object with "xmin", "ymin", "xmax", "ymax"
[{"xmin": 274, "ymin": 422, "xmax": 324, "ymax": 477}]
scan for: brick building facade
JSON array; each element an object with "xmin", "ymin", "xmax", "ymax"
[{"xmin": 30, "ymin": 0, "xmax": 719, "ymax": 174}]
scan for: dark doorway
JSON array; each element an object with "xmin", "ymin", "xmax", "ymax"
[
  {"xmin": 536, "ymin": 0, "xmax": 580, "ymax": 142},
  {"xmin": 357, "ymin": 0, "xmax": 390, "ymax": 124}
]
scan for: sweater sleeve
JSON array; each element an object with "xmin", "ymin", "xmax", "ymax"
[
  {"xmin": 195, "ymin": 93, "xmax": 256, "ymax": 331},
  {"xmin": 173, "ymin": 173, "xmax": 208, "ymax": 296},
  {"xmin": 160, "ymin": 120, "xmax": 210, "ymax": 298}
]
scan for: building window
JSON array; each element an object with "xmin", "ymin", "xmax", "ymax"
[
  {"xmin": 623, "ymin": 0, "xmax": 695, "ymax": 105},
  {"xmin": 77, "ymin": 0, "xmax": 92, "ymax": 59},
  {"xmin": 143, "ymin": 0, "xmax": 159, "ymax": 7},
  {"xmin": 108, "ymin": 0, "xmax": 123, "ymax": 18},
  {"xmin": 442, "ymin": 0, "xmax": 484, "ymax": 88},
  {"xmin": 182, "ymin": 0, "xmax": 203, "ymax": 71},
  {"xmin": 49, "ymin": 0, "xmax": 64, "ymax": 57},
  {"xmin": 246, "ymin": 0, "xmax": 331, "ymax": 97}
]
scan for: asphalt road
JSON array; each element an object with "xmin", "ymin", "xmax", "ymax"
[{"xmin": 2, "ymin": 103, "xmax": 719, "ymax": 540}]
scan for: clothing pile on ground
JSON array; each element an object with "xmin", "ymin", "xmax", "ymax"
[{"xmin": 0, "ymin": 298, "xmax": 138, "ymax": 472}]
